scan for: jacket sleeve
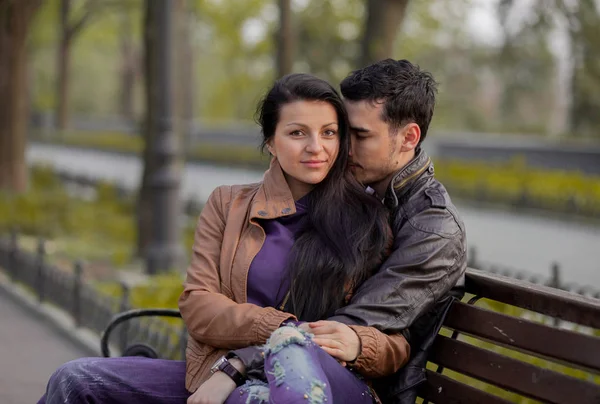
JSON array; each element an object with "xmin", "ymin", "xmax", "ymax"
[
  {"xmin": 329, "ymin": 206, "xmax": 467, "ymax": 333},
  {"xmin": 348, "ymin": 326, "xmax": 410, "ymax": 378},
  {"xmin": 178, "ymin": 186, "xmax": 295, "ymax": 349}
]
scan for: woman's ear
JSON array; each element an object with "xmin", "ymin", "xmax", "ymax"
[{"xmin": 266, "ymin": 141, "xmax": 276, "ymax": 157}]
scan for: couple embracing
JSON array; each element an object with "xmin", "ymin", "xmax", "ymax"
[{"xmin": 40, "ymin": 59, "xmax": 466, "ymax": 404}]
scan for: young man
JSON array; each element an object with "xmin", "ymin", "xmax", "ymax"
[{"xmin": 328, "ymin": 58, "xmax": 467, "ymax": 403}]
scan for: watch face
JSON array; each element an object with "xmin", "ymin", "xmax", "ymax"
[{"xmin": 210, "ymin": 356, "xmax": 227, "ymax": 374}]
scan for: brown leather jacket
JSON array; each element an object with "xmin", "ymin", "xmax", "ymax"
[{"xmin": 178, "ymin": 159, "xmax": 410, "ymax": 392}]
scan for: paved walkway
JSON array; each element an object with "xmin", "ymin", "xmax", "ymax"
[{"xmin": 0, "ymin": 290, "xmax": 88, "ymax": 404}]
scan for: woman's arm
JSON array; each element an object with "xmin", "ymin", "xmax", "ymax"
[{"xmin": 178, "ymin": 186, "xmax": 295, "ymax": 349}]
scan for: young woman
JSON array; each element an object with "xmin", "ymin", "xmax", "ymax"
[{"xmin": 38, "ymin": 74, "xmax": 409, "ymax": 404}]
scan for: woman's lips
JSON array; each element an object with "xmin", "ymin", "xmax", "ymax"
[{"xmin": 302, "ymin": 160, "xmax": 327, "ymax": 168}]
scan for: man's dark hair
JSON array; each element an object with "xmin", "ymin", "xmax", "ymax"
[{"xmin": 340, "ymin": 59, "xmax": 438, "ymax": 145}]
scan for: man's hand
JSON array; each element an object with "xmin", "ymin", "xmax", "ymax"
[
  {"xmin": 299, "ymin": 320, "xmax": 361, "ymax": 363},
  {"xmin": 187, "ymin": 359, "xmax": 245, "ymax": 404}
]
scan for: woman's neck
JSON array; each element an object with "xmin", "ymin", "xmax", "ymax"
[{"xmin": 283, "ymin": 173, "xmax": 315, "ymax": 201}]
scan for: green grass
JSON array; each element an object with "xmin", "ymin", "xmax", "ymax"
[
  {"xmin": 435, "ymin": 156, "xmax": 600, "ymax": 217},
  {"xmin": 0, "ymin": 165, "xmax": 196, "ymax": 269},
  {"xmin": 94, "ymin": 272, "xmax": 183, "ymax": 309}
]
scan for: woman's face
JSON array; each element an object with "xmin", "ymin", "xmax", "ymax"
[{"xmin": 267, "ymin": 100, "xmax": 340, "ymax": 200}]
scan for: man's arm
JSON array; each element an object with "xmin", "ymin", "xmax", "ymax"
[{"xmin": 329, "ymin": 206, "xmax": 467, "ymax": 333}]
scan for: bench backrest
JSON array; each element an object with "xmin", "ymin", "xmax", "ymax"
[{"xmin": 419, "ymin": 268, "xmax": 600, "ymax": 404}]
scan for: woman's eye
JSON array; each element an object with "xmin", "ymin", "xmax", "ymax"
[
  {"xmin": 323, "ymin": 129, "xmax": 337, "ymax": 136},
  {"xmin": 290, "ymin": 130, "xmax": 303, "ymax": 136}
]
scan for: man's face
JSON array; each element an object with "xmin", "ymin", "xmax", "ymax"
[{"xmin": 345, "ymin": 100, "xmax": 403, "ymax": 187}]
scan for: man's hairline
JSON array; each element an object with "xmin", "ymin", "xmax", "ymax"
[{"xmin": 343, "ymin": 96, "xmax": 411, "ymax": 136}]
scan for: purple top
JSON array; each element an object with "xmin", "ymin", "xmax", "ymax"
[{"xmin": 246, "ymin": 195, "xmax": 309, "ymax": 309}]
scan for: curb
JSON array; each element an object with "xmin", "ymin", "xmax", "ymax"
[{"xmin": 0, "ymin": 271, "xmax": 102, "ymax": 358}]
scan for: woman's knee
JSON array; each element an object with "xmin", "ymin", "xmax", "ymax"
[
  {"xmin": 50, "ymin": 358, "xmax": 95, "ymax": 383},
  {"xmin": 45, "ymin": 358, "xmax": 99, "ymax": 403},
  {"xmin": 266, "ymin": 326, "xmax": 310, "ymax": 353}
]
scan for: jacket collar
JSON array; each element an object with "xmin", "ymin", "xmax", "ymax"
[
  {"xmin": 384, "ymin": 149, "xmax": 433, "ymax": 209},
  {"xmin": 249, "ymin": 158, "xmax": 297, "ymax": 220}
]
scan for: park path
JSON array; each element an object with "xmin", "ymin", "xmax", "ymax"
[{"xmin": 0, "ymin": 289, "xmax": 88, "ymax": 404}]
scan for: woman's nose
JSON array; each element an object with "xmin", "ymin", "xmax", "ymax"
[{"xmin": 305, "ymin": 136, "xmax": 323, "ymax": 153}]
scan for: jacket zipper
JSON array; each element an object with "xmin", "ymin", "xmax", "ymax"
[
  {"xmin": 278, "ymin": 291, "xmax": 290, "ymax": 311},
  {"xmin": 393, "ymin": 157, "xmax": 431, "ymax": 192}
]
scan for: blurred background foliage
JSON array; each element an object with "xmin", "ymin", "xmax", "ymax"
[
  {"xmin": 24, "ymin": 0, "xmax": 600, "ymax": 138},
  {"xmin": 0, "ymin": 166, "xmax": 196, "ymax": 268}
]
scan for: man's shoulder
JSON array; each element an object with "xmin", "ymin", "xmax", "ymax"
[{"xmin": 393, "ymin": 178, "xmax": 464, "ymax": 239}]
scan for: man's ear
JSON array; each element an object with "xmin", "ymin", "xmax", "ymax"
[{"xmin": 400, "ymin": 123, "xmax": 421, "ymax": 152}]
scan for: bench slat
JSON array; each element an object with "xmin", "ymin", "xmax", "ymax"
[
  {"xmin": 465, "ymin": 269, "xmax": 600, "ymax": 329},
  {"xmin": 429, "ymin": 335, "xmax": 600, "ymax": 404},
  {"xmin": 445, "ymin": 301, "xmax": 600, "ymax": 372},
  {"xmin": 419, "ymin": 370, "xmax": 512, "ymax": 404}
]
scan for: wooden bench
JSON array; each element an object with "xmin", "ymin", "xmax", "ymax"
[
  {"xmin": 102, "ymin": 269, "xmax": 600, "ymax": 403},
  {"xmin": 419, "ymin": 269, "xmax": 600, "ymax": 404}
]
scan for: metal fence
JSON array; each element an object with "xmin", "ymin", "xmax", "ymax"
[{"xmin": 0, "ymin": 232, "xmax": 187, "ymax": 360}]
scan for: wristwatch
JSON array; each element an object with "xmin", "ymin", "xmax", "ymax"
[{"xmin": 210, "ymin": 356, "xmax": 246, "ymax": 387}]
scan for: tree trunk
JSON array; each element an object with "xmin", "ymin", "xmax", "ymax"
[
  {"xmin": 276, "ymin": 0, "xmax": 293, "ymax": 78},
  {"xmin": 138, "ymin": 0, "xmax": 182, "ymax": 272},
  {"xmin": 567, "ymin": 0, "xmax": 600, "ymax": 137},
  {"xmin": 119, "ymin": 8, "xmax": 136, "ymax": 122},
  {"xmin": 174, "ymin": 0, "xmax": 194, "ymax": 149},
  {"xmin": 359, "ymin": 0, "xmax": 410, "ymax": 68},
  {"xmin": 136, "ymin": 0, "xmax": 159, "ymax": 257},
  {"xmin": 0, "ymin": 0, "xmax": 42, "ymax": 193},
  {"xmin": 55, "ymin": 0, "xmax": 71, "ymax": 130},
  {"xmin": 182, "ymin": 9, "xmax": 194, "ymax": 148},
  {"xmin": 56, "ymin": 36, "xmax": 71, "ymax": 130}
]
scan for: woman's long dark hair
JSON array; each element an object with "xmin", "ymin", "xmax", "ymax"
[{"xmin": 256, "ymin": 73, "xmax": 390, "ymax": 322}]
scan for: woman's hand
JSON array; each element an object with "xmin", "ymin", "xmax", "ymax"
[
  {"xmin": 187, "ymin": 372, "xmax": 235, "ymax": 404},
  {"xmin": 299, "ymin": 320, "xmax": 361, "ymax": 363},
  {"xmin": 187, "ymin": 358, "xmax": 245, "ymax": 404}
]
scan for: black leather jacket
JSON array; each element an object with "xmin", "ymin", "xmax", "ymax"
[
  {"xmin": 232, "ymin": 150, "xmax": 467, "ymax": 403},
  {"xmin": 330, "ymin": 149, "xmax": 467, "ymax": 403}
]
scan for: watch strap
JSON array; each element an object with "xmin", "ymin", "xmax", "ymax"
[{"xmin": 218, "ymin": 360, "xmax": 246, "ymax": 387}]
